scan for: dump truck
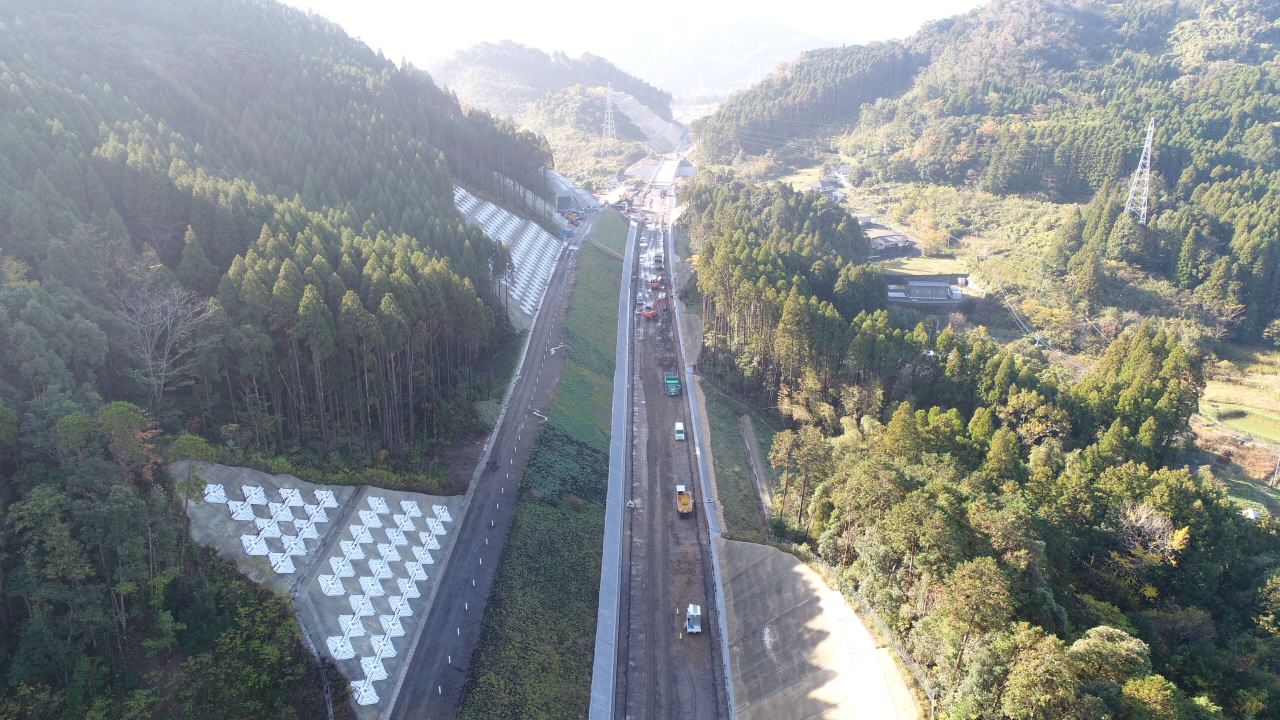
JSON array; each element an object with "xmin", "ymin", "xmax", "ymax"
[
  {"xmin": 664, "ymin": 372, "xmax": 681, "ymax": 396},
  {"xmin": 685, "ymin": 604, "xmax": 703, "ymax": 634},
  {"xmin": 676, "ymin": 485, "xmax": 693, "ymax": 518}
]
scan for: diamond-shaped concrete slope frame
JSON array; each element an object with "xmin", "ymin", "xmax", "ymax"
[
  {"xmin": 451, "ymin": 186, "xmax": 562, "ymax": 320},
  {"xmin": 205, "ymin": 483, "xmax": 336, "ymax": 576},
  {"xmin": 316, "ymin": 491, "xmax": 455, "ymax": 707},
  {"xmin": 351, "ymin": 680, "xmax": 379, "ymax": 706}
]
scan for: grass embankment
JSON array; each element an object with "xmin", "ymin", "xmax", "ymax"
[
  {"xmin": 591, "ymin": 210, "xmax": 629, "ymax": 254},
  {"xmin": 457, "ymin": 216, "xmax": 625, "ymax": 720},
  {"xmin": 702, "ymin": 386, "xmax": 768, "ymax": 540}
]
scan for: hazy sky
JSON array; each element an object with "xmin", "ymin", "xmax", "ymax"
[{"xmin": 279, "ymin": 0, "xmax": 986, "ymax": 67}]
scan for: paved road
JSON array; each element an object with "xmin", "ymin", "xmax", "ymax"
[
  {"xmin": 391, "ymin": 210, "xmax": 598, "ymax": 720},
  {"xmin": 615, "ymin": 219, "xmax": 726, "ymax": 720}
]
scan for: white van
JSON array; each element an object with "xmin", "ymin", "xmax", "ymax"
[{"xmin": 674, "ymin": 422, "xmax": 686, "ymax": 441}]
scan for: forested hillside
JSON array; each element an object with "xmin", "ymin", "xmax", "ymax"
[
  {"xmin": 433, "ymin": 41, "xmax": 671, "ymax": 183},
  {"xmin": 0, "ymin": 0, "xmax": 552, "ymax": 715},
  {"xmin": 692, "ymin": 43, "xmax": 921, "ymax": 164},
  {"xmin": 681, "ymin": 175, "xmax": 1280, "ymax": 719},
  {"xmin": 433, "ymin": 40, "xmax": 673, "ymax": 121},
  {"xmin": 694, "ymin": 0, "xmax": 1280, "ymax": 344}
]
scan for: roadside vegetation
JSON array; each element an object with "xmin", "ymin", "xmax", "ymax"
[
  {"xmin": 456, "ymin": 429, "xmax": 606, "ymax": 720},
  {"xmin": 701, "ymin": 386, "xmax": 768, "ymax": 540},
  {"xmin": 458, "ymin": 218, "xmax": 625, "ymax": 719}
]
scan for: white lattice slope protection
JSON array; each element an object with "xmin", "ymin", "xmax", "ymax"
[
  {"xmin": 452, "ymin": 187, "xmax": 562, "ymax": 317},
  {"xmin": 195, "ymin": 471, "xmax": 459, "ymax": 714},
  {"xmin": 204, "ymin": 483, "xmax": 339, "ymax": 575},
  {"xmin": 315, "ymin": 496, "xmax": 454, "ymax": 706}
]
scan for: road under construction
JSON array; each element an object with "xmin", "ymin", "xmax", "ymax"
[{"xmin": 612, "ymin": 215, "xmax": 728, "ymax": 719}]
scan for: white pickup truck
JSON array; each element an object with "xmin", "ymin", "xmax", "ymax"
[{"xmin": 685, "ymin": 604, "xmax": 702, "ymax": 634}]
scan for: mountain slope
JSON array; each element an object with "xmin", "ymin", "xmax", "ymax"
[
  {"xmin": 693, "ymin": 0, "xmax": 1280, "ymax": 342},
  {"xmin": 692, "ymin": 43, "xmax": 922, "ymax": 162},
  {"xmin": 606, "ymin": 20, "xmax": 837, "ymax": 101},
  {"xmin": 433, "ymin": 40, "xmax": 673, "ymax": 120},
  {"xmin": 0, "ymin": 1, "xmax": 553, "ymax": 714},
  {"xmin": 433, "ymin": 41, "xmax": 678, "ymax": 182}
]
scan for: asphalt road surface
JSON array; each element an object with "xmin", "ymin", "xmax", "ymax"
[
  {"xmin": 391, "ymin": 210, "xmax": 596, "ymax": 720},
  {"xmin": 615, "ymin": 219, "xmax": 726, "ymax": 720}
]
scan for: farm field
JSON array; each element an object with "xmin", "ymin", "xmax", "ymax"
[
  {"xmin": 877, "ymin": 255, "xmax": 967, "ymax": 276},
  {"xmin": 1203, "ymin": 345, "xmax": 1280, "ymax": 446}
]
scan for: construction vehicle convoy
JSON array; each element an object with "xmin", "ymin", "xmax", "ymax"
[
  {"xmin": 675, "ymin": 485, "xmax": 693, "ymax": 518},
  {"xmin": 664, "ymin": 372, "xmax": 681, "ymax": 396}
]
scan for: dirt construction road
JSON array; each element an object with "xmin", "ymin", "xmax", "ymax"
[
  {"xmin": 391, "ymin": 211, "xmax": 596, "ymax": 720},
  {"xmin": 615, "ymin": 220, "xmax": 726, "ymax": 720}
]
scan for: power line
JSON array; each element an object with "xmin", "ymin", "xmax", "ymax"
[{"xmin": 978, "ymin": 258, "xmax": 1092, "ymax": 373}]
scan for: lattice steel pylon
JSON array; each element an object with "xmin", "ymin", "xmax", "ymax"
[
  {"xmin": 601, "ymin": 83, "xmax": 618, "ymax": 157},
  {"xmin": 1124, "ymin": 118, "xmax": 1155, "ymax": 225}
]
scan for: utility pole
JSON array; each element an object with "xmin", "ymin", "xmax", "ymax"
[
  {"xmin": 601, "ymin": 83, "xmax": 618, "ymax": 157},
  {"xmin": 1124, "ymin": 118, "xmax": 1155, "ymax": 225}
]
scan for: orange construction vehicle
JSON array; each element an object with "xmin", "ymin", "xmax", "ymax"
[{"xmin": 642, "ymin": 293, "xmax": 668, "ymax": 319}]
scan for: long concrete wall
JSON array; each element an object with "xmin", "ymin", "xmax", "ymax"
[{"xmin": 588, "ymin": 218, "xmax": 638, "ymax": 720}]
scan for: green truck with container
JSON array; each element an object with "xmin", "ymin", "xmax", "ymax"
[{"xmin": 664, "ymin": 372, "xmax": 681, "ymax": 396}]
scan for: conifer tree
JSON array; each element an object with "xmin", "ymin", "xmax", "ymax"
[
  {"xmin": 1176, "ymin": 228, "xmax": 1198, "ymax": 288},
  {"xmin": 176, "ymin": 226, "xmax": 219, "ymax": 296},
  {"xmin": 884, "ymin": 401, "xmax": 924, "ymax": 463}
]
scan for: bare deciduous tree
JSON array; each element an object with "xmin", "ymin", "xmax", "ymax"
[
  {"xmin": 1115, "ymin": 500, "xmax": 1189, "ymax": 564},
  {"xmin": 116, "ymin": 281, "xmax": 220, "ymax": 412}
]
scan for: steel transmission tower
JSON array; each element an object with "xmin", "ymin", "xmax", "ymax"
[
  {"xmin": 1124, "ymin": 118, "xmax": 1155, "ymax": 225},
  {"xmin": 601, "ymin": 83, "xmax": 618, "ymax": 157}
]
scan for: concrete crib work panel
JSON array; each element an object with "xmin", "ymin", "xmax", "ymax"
[
  {"xmin": 717, "ymin": 538, "xmax": 911, "ymax": 720},
  {"xmin": 177, "ymin": 462, "xmax": 466, "ymax": 720}
]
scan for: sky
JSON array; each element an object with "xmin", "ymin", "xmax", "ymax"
[{"xmin": 278, "ymin": 0, "xmax": 987, "ymax": 68}]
